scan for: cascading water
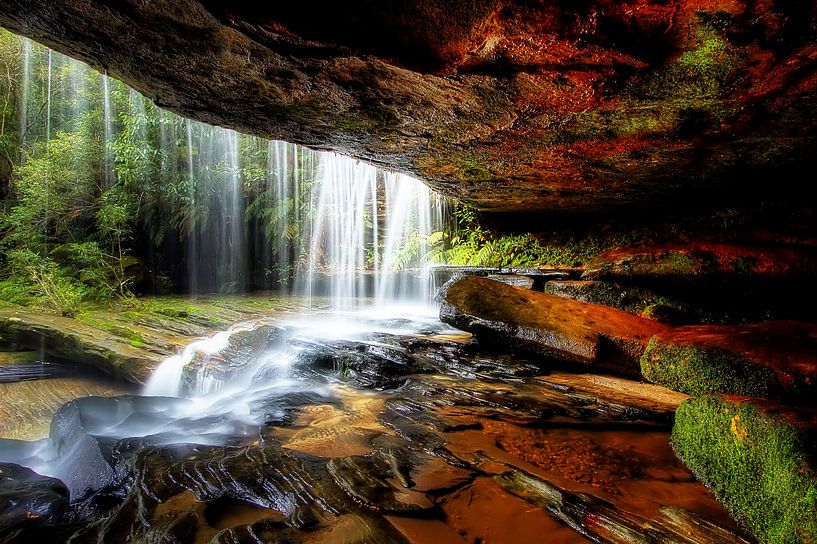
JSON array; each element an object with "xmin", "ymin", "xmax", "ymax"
[
  {"xmin": 18, "ymin": 38, "xmax": 30, "ymax": 159},
  {"xmin": 101, "ymin": 73, "xmax": 114, "ymax": 187}
]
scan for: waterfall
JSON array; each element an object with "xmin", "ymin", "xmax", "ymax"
[
  {"xmin": 186, "ymin": 119, "xmax": 198, "ymax": 295},
  {"xmin": 10, "ymin": 33, "xmax": 450, "ymax": 305},
  {"xmin": 45, "ymin": 50, "xmax": 52, "ymax": 143},
  {"xmin": 18, "ymin": 38, "xmax": 31, "ymax": 159},
  {"xmin": 221, "ymin": 129, "xmax": 246, "ymax": 293},
  {"xmin": 102, "ymin": 73, "xmax": 114, "ymax": 187}
]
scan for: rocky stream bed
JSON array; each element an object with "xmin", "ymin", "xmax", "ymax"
[{"xmin": 0, "ymin": 260, "xmax": 816, "ymax": 544}]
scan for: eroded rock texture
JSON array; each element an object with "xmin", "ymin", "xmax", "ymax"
[{"xmin": 2, "ymin": 1, "xmax": 817, "ymax": 212}]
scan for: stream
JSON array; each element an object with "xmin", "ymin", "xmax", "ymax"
[{"xmin": 0, "ymin": 296, "xmax": 748, "ymax": 543}]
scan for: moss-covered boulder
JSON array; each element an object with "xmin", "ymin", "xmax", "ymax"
[
  {"xmin": 440, "ymin": 276, "xmax": 667, "ymax": 376},
  {"xmin": 672, "ymin": 395, "xmax": 817, "ymax": 544},
  {"xmin": 641, "ymin": 321, "xmax": 817, "ymax": 404}
]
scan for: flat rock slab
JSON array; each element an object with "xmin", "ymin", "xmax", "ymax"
[
  {"xmin": 536, "ymin": 372, "xmax": 689, "ymax": 421},
  {"xmin": 0, "ymin": 311, "xmax": 164, "ymax": 384},
  {"xmin": 0, "ymin": 296, "xmax": 286, "ymax": 385},
  {"xmin": 583, "ymin": 243, "xmax": 817, "ymax": 281},
  {"xmin": 0, "ymin": 377, "xmax": 127, "ymax": 441},
  {"xmin": 440, "ymin": 276, "xmax": 666, "ymax": 376},
  {"xmin": 641, "ymin": 321, "xmax": 817, "ymax": 403},
  {"xmin": 673, "ymin": 395, "xmax": 817, "ymax": 544}
]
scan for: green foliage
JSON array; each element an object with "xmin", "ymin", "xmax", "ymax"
[
  {"xmin": 0, "ymin": 248, "xmax": 87, "ymax": 316},
  {"xmin": 415, "ymin": 204, "xmax": 607, "ymax": 269},
  {"xmin": 673, "ymin": 396, "xmax": 817, "ymax": 544}
]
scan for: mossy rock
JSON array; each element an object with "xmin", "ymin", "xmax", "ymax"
[
  {"xmin": 640, "ymin": 322, "xmax": 817, "ymax": 404},
  {"xmin": 641, "ymin": 337, "xmax": 777, "ymax": 398},
  {"xmin": 672, "ymin": 395, "xmax": 817, "ymax": 544}
]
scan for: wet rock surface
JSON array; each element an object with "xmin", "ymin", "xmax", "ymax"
[
  {"xmin": 0, "ymin": 463, "xmax": 69, "ymax": 536},
  {"xmin": 498, "ymin": 469, "xmax": 751, "ymax": 544},
  {"xmin": 0, "ymin": 316, "xmax": 747, "ymax": 543},
  {"xmin": 440, "ymin": 275, "xmax": 666, "ymax": 376}
]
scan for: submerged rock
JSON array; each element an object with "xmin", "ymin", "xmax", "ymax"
[
  {"xmin": 672, "ymin": 395, "xmax": 817, "ymax": 544},
  {"xmin": 497, "ymin": 469, "xmax": 751, "ymax": 544},
  {"xmin": 641, "ymin": 321, "xmax": 817, "ymax": 404},
  {"xmin": 327, "ymin": 451, "xmax": 438, "ymax": 514},
  {"xmin": 0, "ymin": 463, "xmax": 69, "ymax": 536},
  {"xmin": 440, "ymin": 276, "xmax": 666, "ymax": 376}
]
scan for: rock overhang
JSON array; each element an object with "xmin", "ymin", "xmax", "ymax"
[{"xmin": 2, "ymin": 0, "xmax": 817, "ymax": 214}]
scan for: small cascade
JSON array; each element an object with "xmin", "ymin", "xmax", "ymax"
[
  {"xmin": 18, "ymin": 38, "xmax": 31, "ymax": 159},
  {"xmin": 101, "ymin": 73, "xmax": 114, "ymax": 187}
]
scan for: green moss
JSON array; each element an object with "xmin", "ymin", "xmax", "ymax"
[
  {"xmin": 640, "ymin": 337, "xmax": 776, "ymax": 397},
  {"xmin": 732, "ymin": 255, "xmax": 757, "ymax": 275},
  {"xmin": 76, "ymin": 313, "xmax": 146, "ymax": 345},
  {"xmin": 335, "ymin": 106, "xmax": 399, "ymax": 135},
  {"xmin": 152, "ymin": 305, "xmax": 193, "ymax": 318},
  {"xmin": 636, "ymin": 23, "xmax": 741, "ymax": 101},
  {"xmin": 672, "ymin": 396, "xmax": 817, "ymax": 544},
  {"xmin": 652, "ymin": 253, "xmax": 701, "ymax": 275}
]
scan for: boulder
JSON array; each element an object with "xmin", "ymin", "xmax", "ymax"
[
  {"xmin": 672, "ymin": 395, "xmax": 817, "ymax": 544},
  {"xmin": 0, "ymin": 463, "xmax": 69, "ymax": 535},
  {"xmin": 641, "ymin": 321, "xmax": 817, "ymax": 404},
  {"xmin": 440, "ymin": 276, "xmax": 666, "ymax": 375}
]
